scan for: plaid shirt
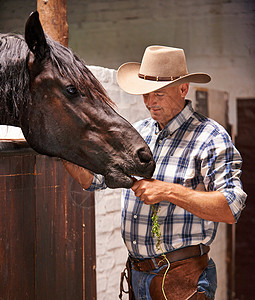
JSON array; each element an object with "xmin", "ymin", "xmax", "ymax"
[{"xmin": 88, "ymin": 100, "xmax": 246, "ymax": 258}]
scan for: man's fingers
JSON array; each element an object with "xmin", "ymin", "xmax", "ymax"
[{"xmin": 131, "ymin": 180, "xmax": 140, "ymax": 192}]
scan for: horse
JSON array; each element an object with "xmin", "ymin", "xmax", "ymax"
[{"xmin": 0, "ymin": 11, "xmax": 155, "ymax": 188}]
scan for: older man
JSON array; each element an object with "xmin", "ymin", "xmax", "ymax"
[{"xmin": 64, "ymin": 46, "xmax": 246, "ymax": 299}]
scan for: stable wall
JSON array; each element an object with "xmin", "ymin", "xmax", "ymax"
[{"xmin": 1, "ymin": 1, "xmax": 254, "ymax": 137}]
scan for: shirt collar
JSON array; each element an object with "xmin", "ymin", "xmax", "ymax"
[{"xmin": 153, "ymin": 100, "xmax": 194, "ymax": 136}]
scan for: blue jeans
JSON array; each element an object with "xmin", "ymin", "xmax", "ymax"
[{"xmin": 131, "ymin": 258, "xmax": 217, "ymax": 300}]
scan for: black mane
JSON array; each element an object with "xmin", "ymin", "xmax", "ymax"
[
  {"xmin": 0, "ymin": 34, "xmax": 31, "ymax": 125},
  {"xmin": 0, "ymin": 32, "xmax": 113, "ymax": 126}
]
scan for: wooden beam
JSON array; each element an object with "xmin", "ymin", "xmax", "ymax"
[{"xmin": 37, "ymin": 0, "xmax": 68, "ymax": 46}]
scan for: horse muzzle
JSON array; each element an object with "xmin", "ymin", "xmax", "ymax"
[{"xmin": 104, "ymin": 146, "xmax": 156, "ymax": 189}]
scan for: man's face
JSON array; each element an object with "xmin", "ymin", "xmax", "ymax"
[{"xmin": 143, "ymin": 84, "xmax": 188, "ymax": 129}]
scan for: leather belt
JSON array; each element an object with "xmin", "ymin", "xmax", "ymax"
[{"xmin": 130, "ymin": 244, "xmax": 210, "ymax": 273}]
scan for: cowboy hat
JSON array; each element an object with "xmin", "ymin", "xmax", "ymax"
[{"xmin": 117, "ymin": 45, "xmax": 211, "ymax": 95}]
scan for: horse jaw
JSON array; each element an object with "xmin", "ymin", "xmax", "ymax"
[{"xmin": 104, "ymin": 172, "xmax": 134, "ymax": 189}]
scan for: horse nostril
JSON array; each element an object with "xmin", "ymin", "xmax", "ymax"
[{"xmin": 137, "ymin": 147, "xmax": 152, "ymax": 164}]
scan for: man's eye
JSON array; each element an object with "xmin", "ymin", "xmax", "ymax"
[
  {"xmin": 66, "ymin": 85, "xmax": 78, "ymax": 95},
  {"xmin": 155, "ymin": 93, "xmax": 164, "ymax": 97}
]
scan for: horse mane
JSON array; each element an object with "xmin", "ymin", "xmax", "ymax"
[
  {"xmin": 45, "ymin": 35, "xmax": 115, "ymax": 107},
  {"xmin": 0, "ymin": 33, "xmax": 114, "ymax": 125},
  {"xmin": 0, "ymin": 34, "xmax": 31, "ymax": 125}
]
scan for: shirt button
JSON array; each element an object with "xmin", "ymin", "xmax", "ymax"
[
  {"xmin": 134, "ymin": 215, "xmax": 137, "ymax": 219},
  {"xmin": 133, "ymin": 240, "xmax": 137, "ymax": 245}
]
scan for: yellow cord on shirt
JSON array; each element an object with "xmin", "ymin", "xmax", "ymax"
[{"xmin": 151, "ymin": 205, "xmax": 170, "ymax": 300}]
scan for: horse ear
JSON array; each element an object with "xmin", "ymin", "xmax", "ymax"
[{"xmin": 25, "ymin": 11, "xmax": 49, "ymax": 60}]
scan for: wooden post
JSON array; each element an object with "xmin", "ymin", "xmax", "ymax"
[{"xmin": 37, "ymin": 0, "xmax": 68, "ymax": 47}]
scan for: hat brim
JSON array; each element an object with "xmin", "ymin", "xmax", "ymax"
[{"xmin": 117, "ymin": 62, "xmax": 211, "ymax": 95}]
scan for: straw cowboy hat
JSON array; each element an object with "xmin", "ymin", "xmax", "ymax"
[{"xmin": 117, "ymin": 45, "xmax": 211, "ymax": 95}]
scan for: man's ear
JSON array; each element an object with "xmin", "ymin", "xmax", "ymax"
[
  {"xmin": 180, "ymin": 83, "xmax": 189, "ymax": 97},
  {"xmin": 25, "ymin": 11, "xmax": 49, "ymax": 61}
]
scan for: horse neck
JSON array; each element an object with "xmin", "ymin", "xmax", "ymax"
[{"xmin": 0, "ymin": 34, "xmax": 31, "ymax": 127}]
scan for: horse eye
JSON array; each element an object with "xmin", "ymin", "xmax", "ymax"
[{"xmin": 66, "ymin": 85, "xmax": 78, "ymax": 95}]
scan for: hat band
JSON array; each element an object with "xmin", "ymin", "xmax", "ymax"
[{"xmin": 138, "ymin": 73, "xmax": 180, "ymax": 82}]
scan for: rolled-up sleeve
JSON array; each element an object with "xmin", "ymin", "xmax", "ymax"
[
  {"xmin": 201, "ymin": 132, "xmax": 247, "ymax": 222},
  {"xmin": 86, "ymin": 174, "xmax": 107, "ymax": 192}
]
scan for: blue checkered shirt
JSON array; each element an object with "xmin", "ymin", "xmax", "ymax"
[{"xmin": 88, "ymin": 100, "xmax": 246, "ymax": 258}]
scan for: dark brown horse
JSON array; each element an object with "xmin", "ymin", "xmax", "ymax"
[{"xmin": 0, "ymin": 12, "xmax": 155, "ymax": 188}]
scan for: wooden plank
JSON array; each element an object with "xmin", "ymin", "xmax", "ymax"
[
  {"xmin": 66, "ymin": 172, "xmax": 84, "ymax": 299},
  {"xmin": 65, "ymin": 175, "xmax": 97, "ymax": 300},
  {"xmin": 35, "ymin": 155, "xmax": 58, "ymax": 299},
  {"xmin": 0, "ymin": 155, "xmax": 9, "ymax": 299},
  {"xmin": 21, "ymin": 154, "xmax": 36, "ymax": 299},
  {"xmin": 53, "ymin": 159, "xmax": 68, "ymax": 299},
  {"xmin": 0, "ymin": 152, "xmax": 36, "ymax": 299},
  {"xmin": 82, "ymin": 192, "xmax": 97, "ymax": 300}
]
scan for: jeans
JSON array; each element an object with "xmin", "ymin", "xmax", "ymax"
[
  {"xmin": 131, "ymin": 258, "xmax": 217, "ymax": 300},
  {"xmin": 197, "ymin": 258, "xmax": 217, "ymax": 299}
]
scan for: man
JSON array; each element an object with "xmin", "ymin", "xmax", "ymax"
[{"xmin": 64, "ymin": 46, "xmax": 246, "ymax": 299}]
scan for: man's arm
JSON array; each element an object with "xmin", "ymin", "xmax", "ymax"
[
  {"xmin": 132, "ymin": 179, "xmax": 235, "ymax": 224},
  {"xmin": 63, "ymin": 160, "xmax": 94, "ymax": 189}
]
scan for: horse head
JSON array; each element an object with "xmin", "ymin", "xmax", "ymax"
[{"xmin": 20, "ymin": 12, "xmax": 155, "ymax": 188}]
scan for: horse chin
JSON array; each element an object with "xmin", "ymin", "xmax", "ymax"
[{"xmin": 104, "ymin": 173, "xmax": 134, "ymax": 189}]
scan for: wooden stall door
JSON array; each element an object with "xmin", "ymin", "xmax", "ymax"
[
  {"xmin": 0, "ymin": 150, "xmax": 36, "ymax": 299},
  {"xmin": 235, "ymin": 99, "xmax": 255, "ymax": 299},
  {"xmin": 0, "ymin": 144, "xmax": 96, "ymax": 300}
]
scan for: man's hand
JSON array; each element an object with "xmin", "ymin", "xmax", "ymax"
[
  {"xmin": 131, "ymin": 179, "xmax": 171, "ymax": 205},
  {"xmin": 63, "ymin": 160, "xmax": 94, "ymax": 189}
]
